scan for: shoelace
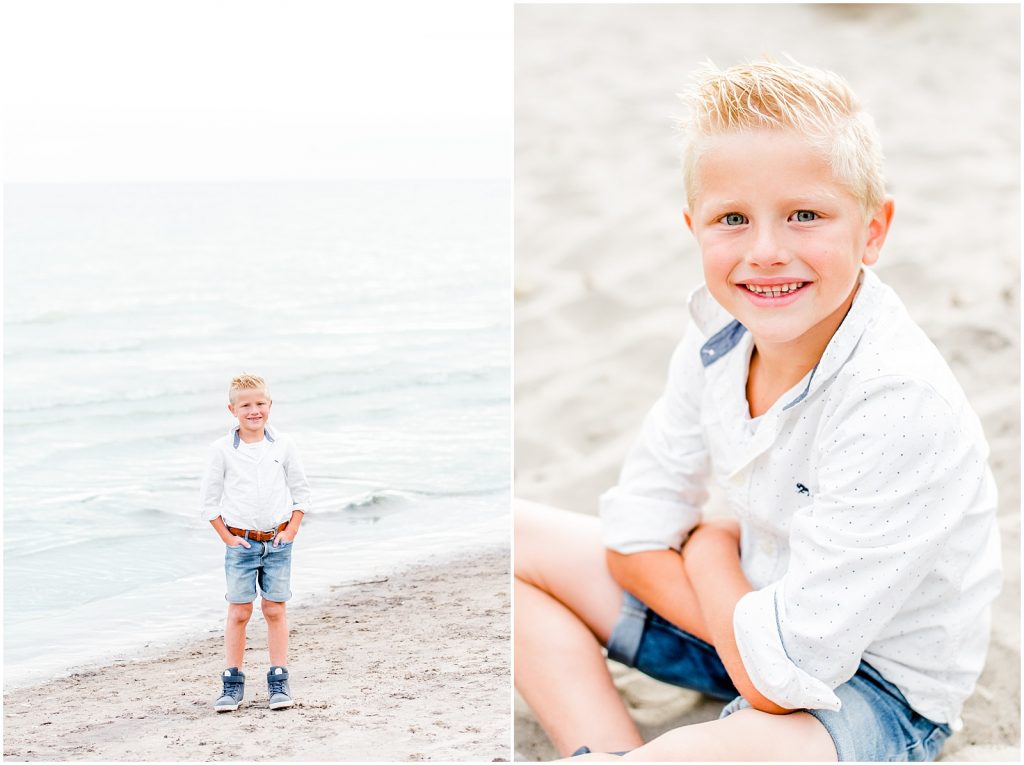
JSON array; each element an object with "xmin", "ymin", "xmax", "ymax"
[
  {"xmin": 222, "ymin": 677, "xmax": 244, "ymax": 696},
  {"xmin": 268, "ymin": 677, "xmax": 288, "ymax": 696}
]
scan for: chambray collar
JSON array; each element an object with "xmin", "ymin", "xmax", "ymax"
[
  {"xmin": 232, "ymin": 425, "xmax": 276, "ymax": 449},
  {"xmin": 687, "ymin": 267, "xmax": 883, "ymax": 409}
]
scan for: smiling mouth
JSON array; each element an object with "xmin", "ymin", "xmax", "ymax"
[{"xmin": 741, "ymin": 281, "xmax": 807, "ymax": 298}]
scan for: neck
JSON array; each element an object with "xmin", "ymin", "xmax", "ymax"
[
  {"xmin": 746, "ymin": 281, "xmax": 860, "ymax": 416},
  {"xmin": 238, "ymin": 427, "xmax": 265, "ymax": 444}
]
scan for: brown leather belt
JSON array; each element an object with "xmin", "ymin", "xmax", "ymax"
[{"xmin": 227, "ymin": 522, "xmax": 288, "ymax": 542}]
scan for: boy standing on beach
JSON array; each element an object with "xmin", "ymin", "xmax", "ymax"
[
  {"xmin": 200, "ymin": 374, "xmax": 311, "ymax": 712},
  {"xmin": 515, "ymin": 60, "xmax": 1001, "ymax": 761}
]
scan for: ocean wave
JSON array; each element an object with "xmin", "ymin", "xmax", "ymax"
[
  {"xmin": 109, "ymin": 485, "xmax": 421, "ymax": 519},
  {"xmin": 5, "ymin": 308, "xmax": 82, "ymax": 326},
  {"xmin": 4, "ymin": 364, "xmax": 508, "ymax": 416},
  {"xmin": 339, "ymin": 488, "xmax": 414, "ymax": 511},
  {"xmin": 390, "ymin": 486, "xmax": 509, "ymax": 499},
  {"xmin": 4, "ymin": 341, "xmax": 147, "ymax": 359},
  {"xmin": 4, "ymin": 295, "xmax": 232, "ymax": 327},
  {"xmin": 2, "ymin": 386, "xmax": 216, "ymax": 415}
]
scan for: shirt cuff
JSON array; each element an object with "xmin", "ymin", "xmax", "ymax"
[
  {"xmin": 598, "ymin": 489, "xmax": 700, "ymax": 553},
  {"xmin": 733, "ymin": 585, "xmax": 842, "ymax": 711},
  {"xmin": 201, "ymin": 506, "xmax": 223, "ymax": 522}
]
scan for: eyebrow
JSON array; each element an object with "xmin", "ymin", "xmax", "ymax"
[
  {"xmin": 785, "ymin": 191, "xmax": 841, "ymax": 205},
  {"xmin": 701, "ymin": 190, "xmax": 841, "ymax": 211}
]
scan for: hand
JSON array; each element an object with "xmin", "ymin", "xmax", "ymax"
[
  {"xmin": 226, "ymin": 535, "xmax": 252, "ymax": 549},
  {"xmin": 273, "ymin": 528, "xmax": 297, "ymax": 547}
]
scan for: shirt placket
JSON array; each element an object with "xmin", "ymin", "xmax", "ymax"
[
  {"xmin": 728, "ymin": 402, "xmax": 792, "ymax": 587},
  {"xmin": 255, "ymin": 450, "xmax": 272, "ymax": 531}
]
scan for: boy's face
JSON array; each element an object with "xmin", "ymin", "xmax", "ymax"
[
  {"xmin": 228, "ymin": 389, "xmax": 272, "ymax": 435},
  {"xmin": 685, "ymin": 129, "xmax": 893, "ymax": 355}
]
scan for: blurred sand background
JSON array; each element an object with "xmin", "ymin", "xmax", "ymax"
[{"xmin": 514, "ymin": 4, "xmax": 1019, "ymax": 761}]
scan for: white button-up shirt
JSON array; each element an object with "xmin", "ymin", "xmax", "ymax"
[
  {"xmin": 599, "ymin": 268, "xmax": 1001, "ymax": 729},
  {"xmin": 199, "ymin": 425, "xmax": 312, "ymax": 530}
]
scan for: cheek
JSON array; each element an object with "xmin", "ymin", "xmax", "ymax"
[
  {"xmin": 701, "ymin": 244, "xmax": 736, "ymax": 282},
  {"xmin": 804, "ymin": 246, "xmax": 856, "ymax": 279}
]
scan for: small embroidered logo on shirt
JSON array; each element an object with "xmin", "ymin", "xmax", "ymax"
[{"xmin": 796, "ymin": 483, "xmax": 810, "ymax": 496}]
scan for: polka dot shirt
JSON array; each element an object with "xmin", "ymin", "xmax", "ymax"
[{"xmin": 599, "ymin": 269, "xmax": 1001, "ymax": 730}]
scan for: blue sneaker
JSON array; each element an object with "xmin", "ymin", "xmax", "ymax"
[
  {"xmin": 267, "ymin": 666, "xmax": 294, "ymax": 709},
  {"xmin": 214, "ymin": 667, "xmax": 245, "ymax": 712},
  {"xmin": 571, "ymin": 747, "xmax": 627, "ymax": 757}
]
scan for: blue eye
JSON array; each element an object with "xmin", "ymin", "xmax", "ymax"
[
  {"xmin": 723, "ymin": 213, "xmax": 747, "ymax": 226},
  {"xmin": 792, "ymin": 210, "xmax": 818, "ymax": 222}
]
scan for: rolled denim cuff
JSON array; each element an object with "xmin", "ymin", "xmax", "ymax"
[{"xmin": 606, "ymin": 592, "xmax": 649, "ymax": 667}]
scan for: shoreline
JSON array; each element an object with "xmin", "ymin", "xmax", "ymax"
[
  {"xmin": 5, "ymin": 501, "xmax": 509, "ymax": 693},
  {"xmin": 3, "ymin": 547, "xmax": 511, "ymax": 762}
]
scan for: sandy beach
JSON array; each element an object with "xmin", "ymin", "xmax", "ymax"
[
  {"xmin": 3, "ymin": 546, "xmax": 510, "ymax": 762},
  {"xmin": 514, "ymin": 4, "xmax": 1019, "ymax": 761}
]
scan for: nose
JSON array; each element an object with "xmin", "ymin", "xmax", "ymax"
[{"xmin": 746, "ymin": 223, "xmax": 792, "ymax": 268}]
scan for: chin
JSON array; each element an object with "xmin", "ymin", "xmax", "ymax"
[{"xmin": 745, "ymin": 321, "xmax": 813, "ymax": 347}]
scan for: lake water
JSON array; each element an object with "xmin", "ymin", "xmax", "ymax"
[{"xmin": 3, "ymin": 179, "xmax": 510, "ymax": 688}]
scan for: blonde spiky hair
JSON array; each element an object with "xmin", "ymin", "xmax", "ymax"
[
  {"xmin": 679, "ymin": 58, "xmax": 886, "ymax": 216},
  {"xmin": 229, "ymin": 374, "xmax": 270, "ymax": 403}
]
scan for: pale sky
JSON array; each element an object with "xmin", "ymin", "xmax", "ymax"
[{"xmin": 1, "ymin": 1, "xmax": 511, "ymax": 182}]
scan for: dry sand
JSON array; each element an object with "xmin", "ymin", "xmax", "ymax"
[
  {"xmin": 3, "ymin": 547, "xmax": 510, "ymax": 762},
  {"xmin": 514, "ymin": 4, "xmax": 1019, "ymax": 761}
]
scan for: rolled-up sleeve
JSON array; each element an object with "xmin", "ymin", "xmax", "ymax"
[
  {"xmin": 283, "ymin": 439, "xmax": 312, "ymax": 514},
  {"xmin": 733, "ymin": 377, "xmax": 985, "ymax": 710},
  {"xmin": 198, "ymin": 445, "xmax": 226, "ymax": 521},
  {"xmin": 599, "ymin": 324, "xmax": 710, "ymax": 552}
]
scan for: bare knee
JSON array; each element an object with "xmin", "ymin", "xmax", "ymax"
[
  {"xmin": 514, "ymin": 498, "xmax": 547, "ymax": 580},
  {"xmin": 515, "ymin": 498, "xmax": 583, "ymax": 583},
  {"xmin": 261, "ymin": 599, "xmax": 287, "ymax": 622},
  {"xmin": 227, "ymin": 602, "xmax": 253, "ymax": 625}
]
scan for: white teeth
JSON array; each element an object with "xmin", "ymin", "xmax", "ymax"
[{"xmin": 743, "ymin": 282, "xmax": 805, "ymax": 297}]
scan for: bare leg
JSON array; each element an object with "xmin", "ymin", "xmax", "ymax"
[
  {"xmin": 262, "ymin": 599, "xmax": 288, "ymax": 666},
  {"xmin": 515, "ymin": 499, "xmax": 644, "ymax": 756},
  {"xmin": 225, "ymin": 602, "xmax": 253, "ymax": 668},
  {"xmin": 609, "ymin": 708, "xmax": 836, "ymax": 761}
]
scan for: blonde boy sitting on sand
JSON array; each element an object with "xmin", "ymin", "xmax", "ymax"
[
  {"xmin": 515, "ymin": 60, "xmax": 1001, "ymax": 762},
  {"xmin": 199, "ymin": 374, "xmax": 311, "ymax": 712}
]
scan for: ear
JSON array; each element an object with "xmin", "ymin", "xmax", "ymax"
[
  {"xmin": 862, "ymin": 197, "xmax": 895, "ymax": 266},
  {"xmin": 228, "ymin": 402, "xmax": 236, "ymax": 416},
  {"xmin": 684, "ymin": 208, "xmax": 694, "ymax": 233}
]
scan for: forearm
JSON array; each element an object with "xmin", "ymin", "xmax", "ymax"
[
  {"xmin": 683, "ymin": 528, "xmax": 791, "ymax": 714},
  {"xmin": 209, "ymin": 516, "xmax": 234, "ymax": 543},
  {"xmin": 286, "ymin": 509, "xmax": 304, "ymax": 532},
  {"xmin": 604, "ymin": 548, "xmax": 712, "ymax": 644}
]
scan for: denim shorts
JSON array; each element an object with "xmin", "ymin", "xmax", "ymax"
[
  {"xmin": 607, "ymin": 593, "xmax": 952, "ymax": 762},
  {"xmin": 224, "ymin": 538, "xmax": 293, "ymax": 603}
]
